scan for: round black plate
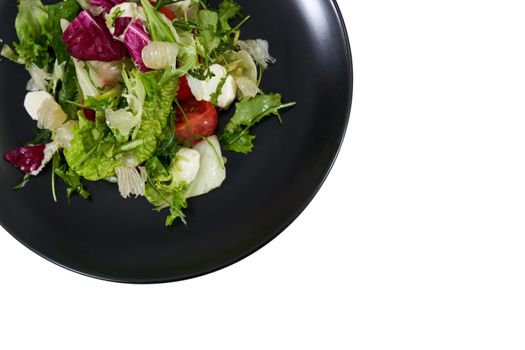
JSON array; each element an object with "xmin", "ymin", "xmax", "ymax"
[{"xmin": 0, "ymin": 0, "xmax": 352, "ymax": 283}]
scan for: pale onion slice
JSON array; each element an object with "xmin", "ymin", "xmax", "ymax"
[
  {"xmin": 26, "ymin": 64, "xmax": 52, "ymax": 92},
  {"xmin": 54, "ymin": 120, "xmax": 78, "ymax": 149},
  {"xmin": 24, "ymin": 91, "xmax": 67, "ymax": 131},
  {"xmin": 225, "ymin": 50, "xmax": 257, "ymax": 82},
  {"xmin": 224, "ymin": 50, "xmax": 258, "ymax": 98},
  {"xmin": 26, "ymin": 61, "xmax": 66, "ymax": 93},
  {"xmin": 141, "ymin": 41, "xmax": 179, "ymax": 70},
  {"xmin": 237, "ymin": 39, "xmax": 276, "ymax": 69},
  {"xmin": 185, "ymin": 136, "xmax": 226, "ymax": 198},
  {"xmin": 235, "ymin": 76, "xmax": 259, "ymax": 99},
  {"xmin": 106, "ymin": 108, "xmax": 139, "ymax": 137},
  {"xmin": 38, "ymin": 97, "xmax": 67, "ymax": 131},
  {"xmin": 115, "ymin": 166, "xmax": 148, "ymax": 198}
]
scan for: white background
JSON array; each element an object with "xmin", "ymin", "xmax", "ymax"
[{"xmin": 2, "ymin": 1, "xmax": 525, "ymax": 349}]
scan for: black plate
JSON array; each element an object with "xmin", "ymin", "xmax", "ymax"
[{"xmin": 0, "ymin": 0, "xmax": 352, "ymax": 283}]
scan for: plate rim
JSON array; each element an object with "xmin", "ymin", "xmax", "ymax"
[{"xmin": 0, "ymin": 0, "xmax": 353, "ymax": 284}]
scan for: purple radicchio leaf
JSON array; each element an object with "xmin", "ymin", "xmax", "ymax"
[
  {"xmin": 114, "ymin": 16, "xmax": 132, "ymax": 38},
  {"xmin": 4, "ymin": 144, "xmax": 46, "ymax": 175},
  {"xmin": 124, "ymin": 20, "xmax": 151, "ymax": 72},
  {"xmin": 62, "ymin": 10, "xmax": 128, "ymax": 61},
  {"xmin": 90, "ymin": 0, "xmax": 124, "ymax": 13}
]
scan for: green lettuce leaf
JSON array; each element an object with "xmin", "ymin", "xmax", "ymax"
[
  {"xmin": 220, "ymin": 93, "xmax": 295, "ymax": 154},
  {"xmin": 64, "ymin": 69, "xmax": 179, "ymax": 181},
  {"xmin": 140, "ymin": 0, "xmax": 177, "ymax": 42},
  {"xmin": 12, "ymin": 0, "xmax": 51, "ymax": 67},
  {"xmin": 0, "ymin": 45, "xmax": 24, "ymax": 64},
  {"xmin": 64, "ymin": 111, "xmax": 121, "ymax": 181},
  {"xmin": 132, "ymin": 69, "xmax": 179, "ymax": 163}
]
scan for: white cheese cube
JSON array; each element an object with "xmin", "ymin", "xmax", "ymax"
[
  {"xmin": 171, "ymin": 148, "xmax": 201, "ymax": 185},
  {"xmin": 187, "ymin": 64, "xmax": 237, "ymax": 109}
]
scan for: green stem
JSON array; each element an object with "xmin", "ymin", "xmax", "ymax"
[
  {"xmin": 71, "ymin": 145, "xmax": 97, "ymax": 169},
  {"xmin": 230, "ymin": 16, "xmax": 250, "ymax": 33},
  {"xmin": 117, "ymin": 139, "xmax": 145, "ymax": 152},
  {"xmin": 51, "ymin": 154, "xmax": 58, "ymax": 203}
]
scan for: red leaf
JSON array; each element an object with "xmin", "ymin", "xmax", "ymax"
[
  {"xmin": 63, "ymin": 10, "xmax": 128, "ymax": 62},
  {"xmin": 4, "ymin": 144, "xmax": 46, "ymax": 174}
]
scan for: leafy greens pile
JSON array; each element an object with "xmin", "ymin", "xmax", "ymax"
[{"xmin": 1, "ymin": 0, "xmax": 295, "ymax": 225}]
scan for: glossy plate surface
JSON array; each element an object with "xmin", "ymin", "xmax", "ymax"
[{"xmin": 0, "ymin": 0, "xmax": 352, "ymax": 283}]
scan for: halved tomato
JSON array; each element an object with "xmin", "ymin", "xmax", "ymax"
[
  {"xmin": 175, "ymin": 99, "xmax": 218, "ymax": 145},
  {"xmin": 177, "ymin": 76, "xmax": 194, "ymax": 102},
  {"xmin": 159, "ymin": 6, "xmax": 177, "ymax": 20},
  {"xmin": 149, "ymin": 1, "xmax": 177, "ymax": 20}
]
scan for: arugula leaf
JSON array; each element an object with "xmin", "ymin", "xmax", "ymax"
[
  {"xmin": 188, "ymin": 66, "xmax": 215, "ymax": 80},
  {"xmin": 171, "ymin": 20, "xmax": 200, "ymax": 31},
  {"xmin": 57, "ymin": 58, "xmax": 80, "ymax": 119},
  {"xmin": 210, "ymin": 74, "xmax": 228, "ymax": 105},
  {"xmin": 26, "ymin": 128, "xmax": 52, "ymax": 145},
  {"xmin": 13, "ymin": 174, "xmax": 32, "ymax": 190},
  {"xmin": 171, "ymin": 27, "xmax": 199, "ymax": 75},
  {"xmin": 196, "ymin": 10, "xmax": 220, "ymax": 56},
  {"xmin": 146, "ymin": 181, "xmax": 188, "ymax": 226},
  {"xmin": 85, "ymin": 87, "xmax": 121, "ymax": 112},
  {"xmin": 53, "ymin": 152, "xmax": 90, "ymax": 201},
  {"xmin": 144, "ymin": 157, "xmax": 187, "ymax": 226},
  {"xmin": 155, "ymin": 110, "xmax": 180, "ymax": 163},
  {"xmin": 47, "ymin": 0, "xmax": 81, "ymax": 63},
  {"xmin": 218, "ymin": 0, "xmax": 241, "ymax": 31},
  {"xmin": 220, "ymin": 93, "xmax": 296, "ymax": 154}
]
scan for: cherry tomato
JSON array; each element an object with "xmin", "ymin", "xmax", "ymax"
[
  {"xmin": 177, "ymin": 76, "xmax": 193, "ymax": 102},
  {"xmin": 148, "ymin": 0, "xmax": 176, "ymax": 20},
  {"xmin": 83, "ymin": 108, "xmax": 96, "ymax": 121},
  {"xmin": 159, "ymin": 6, "xmax": 177, "ymax": 20},
  {"xmin": 175, "ymin": 99, "xmax": 218, "ymax": 145}
]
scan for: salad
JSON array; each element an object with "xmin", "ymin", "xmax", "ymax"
[{"xmin": 1, "ymin": 0, "xmax": 295, "ymax": 225}]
